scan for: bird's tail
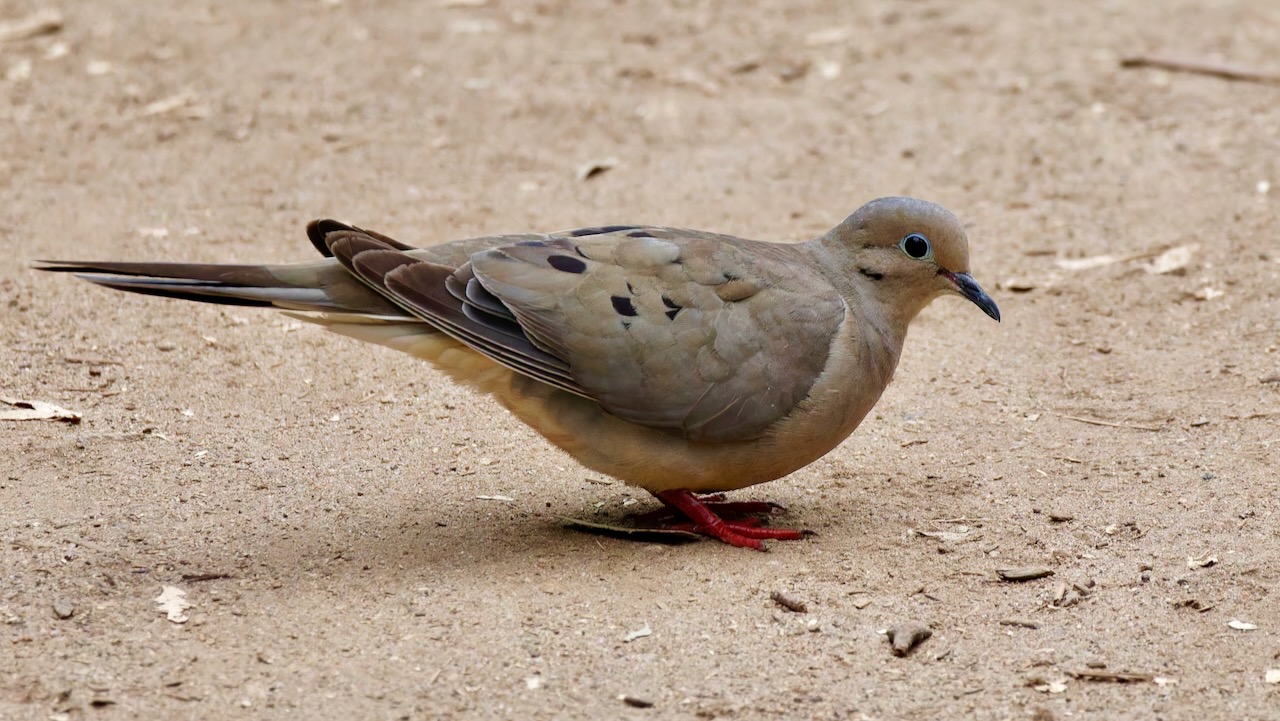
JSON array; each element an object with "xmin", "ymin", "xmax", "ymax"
[{"xmin": 34, "ymin": 220, "xmax": 413, "ymax": 320}]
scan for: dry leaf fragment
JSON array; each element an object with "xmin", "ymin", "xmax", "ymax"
[
  {"xmin": 0, "ymin": 397, "xmax": 82, "ymax": 423},
  {"xmin": 155, "ymin": 586, "xmax": 191, "ymax": 624},
  {"xmin": 1032, "ymin": 679, "xmax": 1068, "ymax": 694},
  {"xmin": 1002, "ymin": 277, "xmax": 1037, "ymax": 292},
  {"xmin": 1227, "ymin": 620, "xmax": 1258, "ymax": 631},
  {"xmin": 909, "ymin": 527, "xmax": 973, "ymax": 543},
  {"xmin": 804, "ymin": 27, "xmax": 851, "ymax": 46},
  {"xmin": 142, "ymin": 90, "xmax": 197, "ymax": 117},
  {"xmin": 999, "ymin": 618, "xmax": 1041, "ymax": 629},
  {"xmin": 1055, "ymin": 255, "xmax": 1122, "ymax": 272},
  {"xmin": 576, "ymin": 158, "xmax": 618, "ymax": 182},
  {"xmin": 1144, "ymin": 244, "xmax": 1198, "ymax": 275},
  {"xmin": 770, "ymin": 590, "xmax": 807, "ymax": 613},
  {"xmin": 1186, "ymin": 554, "xmax": 1217, "ymax": 569},
  {"xmin": 1067, "ymin": 669, "xmax": 1154, "ymax": 683},
  {"xmin": 622, "ymin": 623, "xmax": 651, "ymax": 642},
  {"xmin": 1054, "ymin": 248, "xmax": 1163, "ymax": 272},
  {"xmin": 997, "ymin": 566, "xmax": 1055, "ymax": 582}
]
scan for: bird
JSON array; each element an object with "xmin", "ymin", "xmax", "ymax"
[{"xmin": 38, "ymin": 196, "xmax": 999, "ymax": 550}]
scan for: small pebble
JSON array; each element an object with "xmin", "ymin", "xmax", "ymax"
[
  {"xmin": 52, "ymin": 598, "xmax": 75, "ymax": 619},
  {"xmin": 886, "ymin": 622, "xmax": 932, "ymax": 656},
  {"xmin": 621, "ymin": 695, "xmax": 654, "ymax": 708},
  {"xmin": 1003, "ymin": 277, "xmax": 1036, "ymax": 292}
]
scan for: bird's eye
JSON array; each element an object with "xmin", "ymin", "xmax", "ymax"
[{"xmin": 899, "ymin": 233, "xmax": 932, "ymax": 260}]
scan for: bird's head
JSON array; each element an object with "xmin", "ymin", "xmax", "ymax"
[{"xmin": 816, "ymin": 196, "xmax": 1000, "ymax": 326}]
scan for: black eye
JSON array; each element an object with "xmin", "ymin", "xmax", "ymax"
[{"xmin": 900, "ymin": 233, "xmax": 931, "ymax": 260}]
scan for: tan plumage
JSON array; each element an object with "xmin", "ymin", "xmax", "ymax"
[{"xmin": 38, "ymin": 197, "xmax": 999, "ymax": 550}]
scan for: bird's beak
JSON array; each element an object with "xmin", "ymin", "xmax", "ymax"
[{"xmin": 941, "ymin": 271, "xmax": 1000, "ymax": 322}]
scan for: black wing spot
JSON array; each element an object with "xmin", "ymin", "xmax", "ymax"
[
  {"xmin": 547, "ymin": 254, "xmax": 588, "ymax": 274},
  {"xmin": 859, "ymin": 267, "xmax": 884, "ymax": 281},
  {"xmin": 722, "ymin": 271, "xmax": 741, "ymax": 282},
  {"xmin": 515, "ymin": 240, "xmax": 547, "ymax": 247},
  {"xmin": 627, "ymin": 230, "xmax": 655, "ymax": 238},
  {"xmin": 611, "ymin": 295, "xmax": 638, "ymax": 317},
  {"xmin": 569, "ymin": 225, "xmax": 642, "ymax": 237},
  {"xmin": 661, "ymin": 295, "xmax": 682, "ymax": 321}
]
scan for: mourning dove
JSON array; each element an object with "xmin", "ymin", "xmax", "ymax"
[{"xmin": 39, "ymin": 196, "xmax": 999, "ymax": 550}]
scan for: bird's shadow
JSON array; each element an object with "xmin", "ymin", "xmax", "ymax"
[{"xmin": 237, "ymin": 491, "xmax": 699, "ymax": 585}]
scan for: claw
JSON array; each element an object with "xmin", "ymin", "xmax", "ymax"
[{"xmin": 650, "ymin": 489, "xmax": 809, "ymax": 551}]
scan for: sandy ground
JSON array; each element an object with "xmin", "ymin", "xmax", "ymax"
[{"xmin": 3, "ymin": 1, "xmax": 1280, "ymax": 719}]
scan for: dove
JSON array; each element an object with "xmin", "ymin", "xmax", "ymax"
[{"xmin": 38, "ymin": 196, "xmax": 999, "ymax": 550}]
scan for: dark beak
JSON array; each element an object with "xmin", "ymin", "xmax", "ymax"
[{"xmin": 943, "ymin": 271, "xmax": 1000, "ymax": 322}]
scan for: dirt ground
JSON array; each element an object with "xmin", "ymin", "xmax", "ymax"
[{"xmin": 2, "ymin": 0, "xmax": 1279, "ymax": 719}]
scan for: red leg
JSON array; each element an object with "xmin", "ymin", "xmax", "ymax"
[
  {"xmin": 630, "ymin": 494, "xmax": 786, "ymax": 525},
  {"xmin": 702, "ymin": 500, "xmax": 787, "ymax": 516},
  {"xmin": 653, "ymin": 489, "xmax": 808, "ymax": 551}
]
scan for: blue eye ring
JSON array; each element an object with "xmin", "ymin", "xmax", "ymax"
[{"xmin": 899, "ymin": 233, "xmax": 932, "ymax": 260}]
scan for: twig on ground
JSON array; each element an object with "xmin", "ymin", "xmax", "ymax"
[
  {"xmin": 1049, "ymin": 412, "xmax": 1162, "ymax": 432},
  {"xmin": 1121, "ymin": 55, "xmax": 1280, "ymax": 85}
]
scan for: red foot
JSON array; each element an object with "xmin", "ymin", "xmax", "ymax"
[{"xmin": 652, "ymin": 490, "xmax": 809, "ymax": 551}]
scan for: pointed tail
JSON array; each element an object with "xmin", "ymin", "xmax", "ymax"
[{"xmin": 35, "ymin": 221, "xmax": 413, "ymax": 319}]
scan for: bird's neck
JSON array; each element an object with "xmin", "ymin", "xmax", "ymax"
[
  {"xmin": 803, "ymin": 241, "xmax": 920, "ymax": 348},
  {"xmin": 800, "ymin": 245, "xmax": 906, "ymax": 403}
]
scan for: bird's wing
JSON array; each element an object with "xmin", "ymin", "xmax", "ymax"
[{"xmin": 324, "ymin": 224, "xmax": 847, "ymax": 443}]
